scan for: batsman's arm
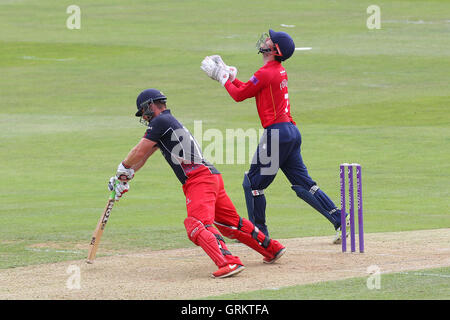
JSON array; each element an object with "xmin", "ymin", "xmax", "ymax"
[{"xmin": 122, "ymin": 138, "xmax": 158, "ymax": 172}]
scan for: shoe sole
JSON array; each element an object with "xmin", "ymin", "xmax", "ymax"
[
  {"xmin": 212, "ymin": 265, "xmax": 245, "ymax": 279},
  {"xmin": 263, "ymin": 248, "xmax": 286, "ymax": 264}
]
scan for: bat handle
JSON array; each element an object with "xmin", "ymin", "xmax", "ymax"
[{"xmin": 109, "ymin": 180, "xmax": 120, "ymax": 200}]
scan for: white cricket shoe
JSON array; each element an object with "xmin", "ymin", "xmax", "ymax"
[{"xmin": 332, "ymin": 215, "xmax": 350, "ymax": 244}]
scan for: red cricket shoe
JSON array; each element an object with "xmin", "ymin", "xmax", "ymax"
[
  {"xmin": 263, "ymin": 247, "xmax": 286, "ymax": 264},
  {"xmin": 212, "ymin": 264, "xmax": 245, "ymax": 279}
]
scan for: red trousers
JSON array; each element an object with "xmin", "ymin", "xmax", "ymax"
[
  {"xmin": 182, "ymin": 167, "xmax": 283, "ymax": 268},
  {"xmin": 183, "ymin": 168, "xmax": 241, "ymax": 228}
]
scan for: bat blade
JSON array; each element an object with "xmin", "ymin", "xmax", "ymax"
[{"xmin": 86, "ymin": 196, "xmax": 116, "ymax": 264}]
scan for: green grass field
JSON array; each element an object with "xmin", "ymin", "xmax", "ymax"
[
  {"xmin": 205, "ymin": 266, "xmax": 450, "ymax": 300},
  {"xmin": 0, "ymin": 0, "xmax": 449, "ymax": 300}
]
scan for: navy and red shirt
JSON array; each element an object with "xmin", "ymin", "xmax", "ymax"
[
  {"xmin": 224, "ymin": 60, "xmax": 296, "ymax": 128},
  {"xmin": 143, "ymin": 109, "xmax": 219, "ymax": 184}
]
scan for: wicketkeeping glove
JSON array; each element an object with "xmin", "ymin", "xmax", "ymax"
[
  {"xmin": 209, "ymin": 55, "xmax": 238, "ymax": 82},
  {"xmin": 228, "ymin": 66, "xmax": 237, "ymax": 82},
  {"xmin": 108, "ymin": 177, "xmax": 130, "ymax": 201},
  {"xmin": 209, "ymin": 55, "xmax": 227, "ymax": 69},
  {"xmin": 200, "ymin": 56, "xmax": 230, "ymax": 86}
]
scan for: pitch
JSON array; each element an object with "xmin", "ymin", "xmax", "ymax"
[{"xmin": 0, "ymin": 0, "xmax": 449, "ymax": 302}]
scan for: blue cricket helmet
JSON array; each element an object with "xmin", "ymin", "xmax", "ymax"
[
  {"xmin": 135, "ymin": 88, "xmax": 167, "ymax": 116},
  {"xmin": 269, "ymin": 29, "xmax": 295, "ymax": 61}
]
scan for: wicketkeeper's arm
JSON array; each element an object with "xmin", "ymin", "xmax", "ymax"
[
  {"xmin": 231, "ymin": 77, "xmax": 245, "ymax": 87},
  {"xmin": 224, "ymin": 79, "xmax": 260, "ymax": 102},
  {"xmin": 224, "ymin": 68, "xmax": 269, "ymax": 102}
]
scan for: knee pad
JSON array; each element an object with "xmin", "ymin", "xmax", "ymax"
[
  {"xmin": 185, "ymin": 217, "xmax": 235, "ymax": 267},
  {"xmin": 215, "ymin": 217, "xmax": 270, "ymax": 249},
  {"xmin": 214, "ymin": 218, "xmax": 241, "ymax": 240},
  {"xmin": 184, "ymin": 216, "xmax": 205, "ymax": 245},
  {"xmin": 243, "ymin": 172, "xmax": 265, "ymax": 222},
  {"xmin": 243, "ymin": 172, "xmax": 265, "ymax": 196},
  {"xmin": 215, "ymin": 217, "xmax": 275, "ymax": 259},
  {"xmin": 185, "ymin": 217, "xmax": 232, "ymax": 255}
]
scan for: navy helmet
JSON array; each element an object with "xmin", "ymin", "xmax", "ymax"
[
  {"xmin": 269, "ymin": 29, "xmax": 295, "ymax": 61},
  {"xmin": 135, "ymin": 88, "xmax": 167, "ymax": 117}
]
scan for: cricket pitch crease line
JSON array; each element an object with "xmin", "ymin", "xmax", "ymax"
[{"xmin": 25, "ymin": 248, "xmax": 82, "ymax": 254}]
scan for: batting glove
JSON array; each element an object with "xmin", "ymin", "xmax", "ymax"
[
  {"xmin": 201, "ymin": 56, "xmax": 230, "ymax": 86},
  {"xmin": 116, "ymin": 162, "xmax": 134, "ymax": 181},
  {"xmin": 108, "ymin": 177, "xmax": 130, "ymax": 201}
]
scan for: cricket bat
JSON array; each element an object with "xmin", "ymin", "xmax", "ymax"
[{"xmin": 86, "ymin": 183, "xmax": 118, "ymax": 264}]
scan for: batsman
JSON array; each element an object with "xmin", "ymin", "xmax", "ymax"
[
  {"xmin": 201, "ymin": 29, "xmax": 345, "ymax": 243},
  {"xmin": 107, "ymin": 88, "xmax": 286, "ymax": 279}
]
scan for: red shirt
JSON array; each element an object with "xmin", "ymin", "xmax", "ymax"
[{"xmin": 224, "ymin": 60, "xmax": 295, "ymax": 128}]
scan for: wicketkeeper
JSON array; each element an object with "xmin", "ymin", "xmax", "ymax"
[
  {"xmin": 108, "ymin": 88, "xmax": 286, "ymax": 279},
  {"xmin": 201, "ymin": 29, "xmax": 345, "ymax": 243}
]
